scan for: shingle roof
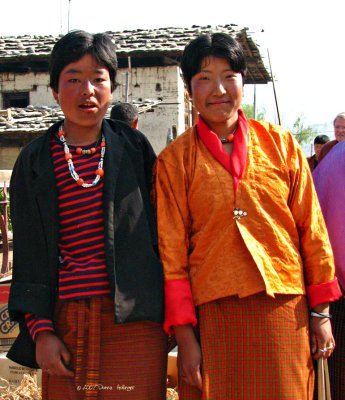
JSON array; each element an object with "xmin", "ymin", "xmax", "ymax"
[
  {"xmin": 0, "ymin": 24, "xmax": 270, "ymax": 83},
  {"xmin": 0, "ymin": 25, "xmax": 249, "ymax": 57},
  {"xmin": 0, "ymin": 35, "xmax": 56, "ymax": 58},
  {"xmin": 0, "ymin": 100, "xmax": 161, "ymax": 139}
]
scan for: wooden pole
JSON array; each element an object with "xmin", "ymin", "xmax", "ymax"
[
  {"xmin": 60, "ymin": 0, "xmax": 63, "ymax": 34},
  {"xmin": 68, "ymin": 0, "xmax": 71, "ymax": 32},
  {"xmin": 0, "ymin": 184, "xmax": 9, "ymax": 274},
  {"xmin": 253, "ymin": 84, "xmax": 257, "ymax": 119},
  {"xmin": 124, "ymin": 56, "xmax": 132, "ymax": 103},
  {"xmin": 267, "ymin": 49, "xmax": 281, "ymax": 125},
  {"xmin": 125, "ymin": 72, "xmax": 129, "ymax": 102}
]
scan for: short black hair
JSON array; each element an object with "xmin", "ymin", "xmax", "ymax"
[
  {"xmin": 180, "ymin": 32, "xmax": 247, "ymax": 94},
  {"xmin": 314, "ymin": 134, "xmax": 330, "ymax": 145},
  {"xmin": 110, "ymin": 102, "xmax": 138, "ymax": 126},
  {"xmin": 49, "ymin": 30, "xmax": 118, "ymax": 92}
]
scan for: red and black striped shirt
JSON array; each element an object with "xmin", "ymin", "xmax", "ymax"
[{"xmin": 26, "ymin": 133, "xmax": 111, "ymax": 339}]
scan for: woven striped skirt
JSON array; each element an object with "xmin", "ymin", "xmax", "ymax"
[
  {"xmin": 42, "ymin": 296, "xmax": 168, "ymax": 400},
  {"xmin": 178, "ymin": 292, "xmax": 314, "ymax": 400}
]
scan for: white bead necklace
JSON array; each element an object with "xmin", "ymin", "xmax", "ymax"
[{"xmin": 58, "ymin": 125, "xmax": 106, "ymax": 188}]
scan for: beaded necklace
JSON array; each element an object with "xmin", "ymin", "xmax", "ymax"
[
  {"xmin": 58, "ymin": 124, "xmax": 106, "ymax": 188},
  {"xmin": 219, "ymin": 127, "xmax": 237, "ymax": 144}
]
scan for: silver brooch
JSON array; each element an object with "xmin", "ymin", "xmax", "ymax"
[{"xmin": 233, "ymin": 208, "xmax": 247, "ymax": 220}]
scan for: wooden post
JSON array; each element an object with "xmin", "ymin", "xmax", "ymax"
[
  {"xmin": 68, "ymin": 0, "xmax": 71, "ymax": 32},
  {"xmin": 267, "ymin": 49, "xmax": 282, "ymax": 125},
  {"xmin": 253, "ymin": 84, "xmax": 257, "ymax": 120},
  {"xmin": 0, "ymin": 183, "xmax": 9, "ymax": 274},
  {"xmin": 124, "ymin": 56, "xmax": 132, "ymax": 103}
]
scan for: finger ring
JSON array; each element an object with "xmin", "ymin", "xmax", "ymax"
[
  {"xmin": 318, "ymin": 348, "xmax": 327, "ymax": 353},
  {"xmin": 326, "ymin": 343, "xmax": 334, "ymax": 350}
]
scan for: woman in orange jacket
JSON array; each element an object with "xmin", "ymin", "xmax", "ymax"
[{"xmin": 154, "ymin": 32, "xmax": 341, "ymax": 399}]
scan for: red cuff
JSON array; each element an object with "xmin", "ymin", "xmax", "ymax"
[
  {"xmin": 164, "ymin": 279, "xmax": 197, "ymax": 335},
  {"xmin": 306, "ymin": 278, "xmax": 342, "ymax": 308}
]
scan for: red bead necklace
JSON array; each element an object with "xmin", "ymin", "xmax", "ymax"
[
  {"xmin": 219, "ymin": 127, "xmax": 237, "ymax": 144},
  {"xmin": 58, "ymin": 125, "xmax": 106, "ymax": 188},
  {"xmin": 220, "ymin": 133, "xmax": 235, "ymax": 144}
]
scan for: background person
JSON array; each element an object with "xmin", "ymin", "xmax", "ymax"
[
  {"xmin": 318, "ymin": 112, "xmax": 345, "ymax": 163},
  {"xmin": 313, "ymin": 142, "xmax": 345, "ymax": 400},
  {"xmin": 110, "ymin": 102, "xmax": 139, "ymax": 129},
  {"xmin": 307, "ymin": 134, "xmax": 330, "ymax": 171},
  {"xmin": 154, "ymin": 32, "xmax": 341, "ymax": 399},
  {"xmin": 8, "ymin": 30, "xmax": 167, "ymax": 400}
]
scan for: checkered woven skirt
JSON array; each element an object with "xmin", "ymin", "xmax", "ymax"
[
  {"xmin": 178, "ymin": 292, "xmax": 314, "ymax": 400},
  {"xmin": 42, "ymin": 296, "xmax": 168, "ymax": 400}
]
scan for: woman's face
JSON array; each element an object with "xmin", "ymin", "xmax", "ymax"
[
  {"xmin": 52, "ymin": 53, "xmax": 113, "ymax": 133},
  {"xmin": 190, "ymin": 56, "xmax": 243, "ymax": 133},
  {"xmin": 334, "ymin": 117, "xmax": 345, "ymax": 142}
]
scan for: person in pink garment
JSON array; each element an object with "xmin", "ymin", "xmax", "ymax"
[
  {"xmin": 318, "ymin": 112, "xmax": 345, "ymax": 163},
  {"xmin": 313, "ymin": 140, "xmax": 345, "ymax": 399}
]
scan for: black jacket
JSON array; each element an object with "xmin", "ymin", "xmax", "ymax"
[{"xmin": 7, "ymin": 119, "xmax": 164, "ymax": 368}]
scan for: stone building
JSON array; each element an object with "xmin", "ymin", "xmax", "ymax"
[{"xmin": 0, "ymin": 24, "xmax": 270, "ymax": 168}]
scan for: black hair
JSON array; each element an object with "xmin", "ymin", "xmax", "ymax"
[
  {"xmin": 110, "ymin": 102, "xmax": 138, "ymax": 126},
  {"xmin": 314, "ymin": 134, "xmax": 330, "ymax": 145},
  {"xmin": 49, "ymin": 30, "xmax": 118, "ymax": 92},
  {"xmin": 180, "ymin": 32, "xmax": 247, "ymax": 94}
]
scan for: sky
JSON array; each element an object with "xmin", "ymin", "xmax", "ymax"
[{"xmin": 1, "ymin": 0, "xmax": 344, "ymax": 135}]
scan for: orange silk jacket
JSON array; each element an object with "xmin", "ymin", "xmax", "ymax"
[{"xmin": 154, "ymin": 119, "xmax": 341, "ymax": 333}]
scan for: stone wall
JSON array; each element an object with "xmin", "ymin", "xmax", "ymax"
[
  {"xmin": 0, "ymin": 72, "xmax": 55, "ymax": 108},
  {"xmin": 0, "ymin": 148, "xmax": 20, "ymax": 170},
  {"xmin": 113, "ymin": 65, "xmax": 186, "ymax": 154},
  {"xmin": 0, "ymin": 65, "xmax": 187, "ymax": 155}
]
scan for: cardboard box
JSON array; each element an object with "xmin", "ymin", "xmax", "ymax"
[
  {"xmin": 0, "ymin": 352, "xmax": 41, "ymax": 388},
  {"xmin": 167, "ymin": 351, "xmax": 178, "ymax": 388},
  {"xmin": 0, "ymin": 283, "xmax": 19, "ymax": 352}
]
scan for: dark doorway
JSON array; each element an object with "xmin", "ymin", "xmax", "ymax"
[{"xmin": 3, "ymin": 92, "xmax": 30, "ymax": 108}]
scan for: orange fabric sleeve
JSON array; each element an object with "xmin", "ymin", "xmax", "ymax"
[
  {"xmin": 154, "ymin": 152, "xmax": 196, "ymax": 333},
  {"xmin": 153, "ymin": 155, "xmax": 191, "ymax": 281},
  {"xmin": 286, "ymin": 133, "xmax": 336, "ymax": 287}
]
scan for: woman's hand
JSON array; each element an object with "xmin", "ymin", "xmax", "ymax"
[
  {"xmin": 309, "ymin": 303, "xmax": 335, "ymax": 360},
  {"xmin": 36, "ymin": 331, "xmax": 74, "ymax": 377},
  {"xmin": 174, "ymin": 325, "xmax": 202, "ymax": 391}
]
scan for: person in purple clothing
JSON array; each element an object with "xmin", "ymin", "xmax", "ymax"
[{"xmin": 313, "ymin": 141, "xmax": 345, "ymax": 400}]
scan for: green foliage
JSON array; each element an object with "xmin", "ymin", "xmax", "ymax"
[
  {"xmin": 292, "ymin": 115, "xmax": 317, "ymax": 145},
  {"xmin": 242, "ymin": 103, "xmax": 266, "ymax": 121}
]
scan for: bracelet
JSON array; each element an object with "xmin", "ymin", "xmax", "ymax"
[{"xmin": 310, "ymin": 311, "xmax": 332, "ymax": 319}]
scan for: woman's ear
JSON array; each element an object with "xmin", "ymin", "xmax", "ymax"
[
  {"xmin": 184, "ymin": 86, "xmax": 192, "ymax": 104},
  {"xmin": 186, "ymin": 84, "xmax": 192, "ymax": 98},
  {"xmin": 52, "ymin": 89, "xmax": 59, "ymax": 105}
]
